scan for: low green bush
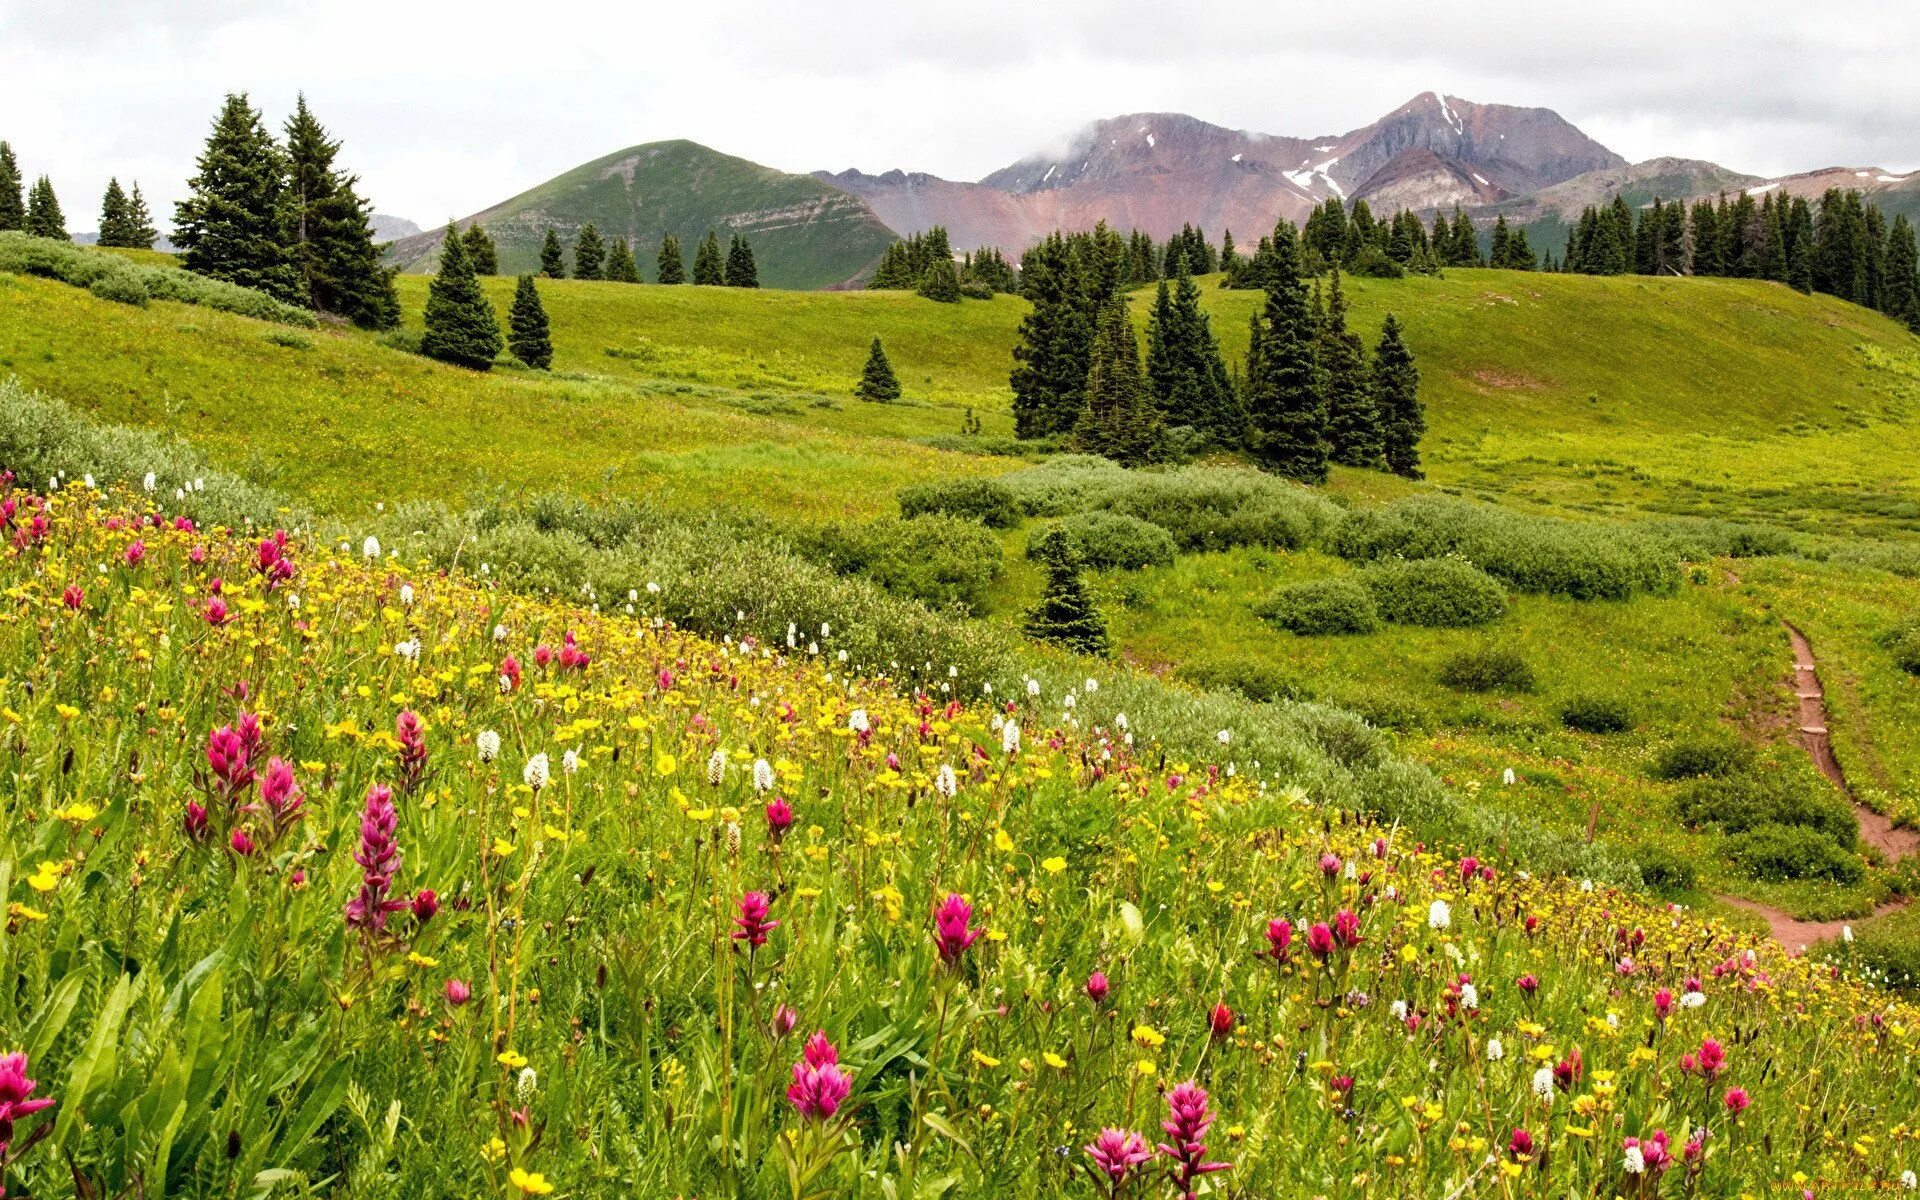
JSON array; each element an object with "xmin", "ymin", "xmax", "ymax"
[
  {"xmin": 998, "ymin": 459, "xmax": 1344, "ymax": 553},
  {"xmin": 1334, "ymin": 495, "xmax": 1679, "ymax": 600},
  {"xmin": 1560, "ymin": 694, "xmax": 1634, "ymax": 734},
  {"xmin": 1725, "ymin": 823, "xmax": 1864, "ymax": 884},
  {"xmin": 801, "ymin": 515, "xmax": 1006, "ymax": 611},
  {"xmin": 1437, "ymin": 648, "xmax": 1537, "ymax": 693},
  {"xmin": 1175, "ymin": 657, "xmax": 1316, "ymax": 704},
  {"xmin": 1673, "ymin": 765, "xmax": 1858, "ymax": 847},
  {"xmin": 1842, "ymin": 914, "xmax": 1920, "ymax": 989},
  {"xmin": 1359, "ymin": 557, "xmax": 1508, "ymax": 628},
  {"xmin": 1828, "ymin": 540, "xmax": 1920, "ymax": 578},
  {"xmin": 897, "ymin": 478, "xmax": 1022, "ymax": 528},
  {"xmin": 1633, "ymin": 845, "xmax": 1699, "ymax": 896},
  {"xmin": 1876, "ymin": 619, "xmax": 1920, "ymax": 677},
  {"xmin": 1651, "ymin": 733, "xmax": 1756, "ymax": 780},
  {"xmin": 1643, "ymin": 517, "xmax": 1798, "ymax": 560},
  {"xmin": 0, "ymin": 231, "xmax": 316, "ymax": 326},
  {"xmin": 1033, "ymin": 512, "xmax": 1176, "ymax": 571},
  {"xmin": 1258, "ymin": 578, "xmax": 1381, "ymax": 636}
]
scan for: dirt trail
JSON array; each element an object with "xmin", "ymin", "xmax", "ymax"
[{"xmin": 1718, "ymin": 622, "xmax": 1916, "ymax": 954}]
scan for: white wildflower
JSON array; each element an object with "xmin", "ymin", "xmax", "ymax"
[
  {"xmin": 143, "ymin": 471, "xmax": 156, "ymax": 492},
  {"xmin": 1114, "ymin": 712, "xmax": 1128, "ymax": 731},
  {"xmin": 1486, "ymin": 1037, "xmax": 1504, "ymax": 1061},
  {"xmin": 516, "ymin": 1067, "xmax": 537, "ymax": 1104},
  {"xmin": 1459, "ymin": 983, "xmax": 1478, "ymax": 1009},
  {"xmin": 1843, "ymin": 925, "xmax": 1855, "ymax": 943},
  {"xmin": 1622, "ymin": 1146, "xmax": 1645, "ymax": 1175},
  {"xmin": 399, "ymin": 583, "xmax": 414, "ymax": 606},
  {"xmin": 848, "ymin": 708, "xmax": 870, "ymax": 734},
  {"xmin": 1217, "ymin": 729, "xmax": 1231, "ymax": 746},
  {"xmin": 1084, "ymin": 677, "xmax": 1098, "ymax": 694},
  {"xmin": 706, "ymin": 749, "xmax": 727, "ymax": 785},
  {"xmin": 935, "ymin": 764, "xmax": 958, "ymax": 799},
  {"xmin": 1679, "ymin": 990, "xmax": 1705, "ymax": 1009},
  {"xmin": 752, "ymin": 758, "xmax": 775, "ymax": 793},
  {"xmin": 1502, "ymin": 767, "xmax": 1515, "ymax": 785},
  {"xmin": 477, "ymin": 731, "xmax": 501, "ymax": 763},
  {"xmin": 1532, "ymin": 1067, "xmax": 1554, "ymax": 1099},
  {"xmin": 562, "ymin": 748, "xmax": 580, "ymax": 775},
  {"xmin": 523, "ymin": 753, "xmax": 551, "ymax": 790},
  {"xmin": 1901, "ymin": 1169, "xmax": 1917, "ymax": 1190},
  {"xmin": 1026, "ymin": 678, "xmax": 1040, "ymax": 697},
  {"xmin": 647, "ymin": 581, "xmax": 661, "ymax": 595},
  {"xmin": 1389, "ymin": 1000, "xmax": 1408, "ymax": 1021},
  {"xmin": 1428, "ymin": 899, "xmax": 1451, "ymax": 930},
  {"xmin": 362, "ymin": 535, "xmax": 380, "ymax": 560},
  {"xmin": 1001, "ymin": 721, "xmax": 1020, "ymax": 755},
  {"xmin": 393, "ymin": 638, "xmax": 420, "ymax": 663}
]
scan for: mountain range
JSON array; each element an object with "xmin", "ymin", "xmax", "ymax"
[{"xmin": 389, "ymin": 93, "xmax": 1920, "ymax": 287}]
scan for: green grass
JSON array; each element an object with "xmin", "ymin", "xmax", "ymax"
[
  {"xmin": 1183, "ymin": 269, "xmax": 1920, "ymax": 537},
  {"xmin": 0, "ymin": 273, "xmax": 1004, "ymax": 522}
]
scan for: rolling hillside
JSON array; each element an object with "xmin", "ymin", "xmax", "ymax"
[{"xmin": 385, "ymin": 140, "xmax": 898, "ymax": 289}]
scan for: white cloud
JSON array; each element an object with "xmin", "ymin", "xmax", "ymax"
[{"xmin": 2, "ymin": 0, "xmax": 1915, "ymax": 233}]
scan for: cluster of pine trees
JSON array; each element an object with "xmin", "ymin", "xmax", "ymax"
[
  {"xmin": 96, "ymin": 178, "xmax": 159, "ymax": 248},
  {"xmin": 0, "ymin": 141, "xmax": 82, "ymax": 242},
  {"xmin": 531, "ymin": 227, "xmax": 758, "ymax": 287},
  {"xmin": 1010, "ymin": 219, "xmax": 1424, "ymax": 482},
  {"xmin": 870, "ymin": 226, "xmax": 1017, "ymax": 300},
  {"xmin": 1560, "ymin": 188, "xmax": 1920, "ymax": 330},
  {"xmin": 415, "ymin": 221, "xmax": 556, "ymax": 374},
  {"xmin": 168, "ymin": 94, "xmax": 398, "ymax": 328},
  {"xmin": 1232, "ymin": 198, "xmax": 1531, "ymax": 285}
]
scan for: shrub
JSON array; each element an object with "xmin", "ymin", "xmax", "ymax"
[
  {"xmin": 797, "ymin": 515, "xmax": 1007, "ymax": 611},
  {"xmin": 87, "ymin": 272, "xmax": 150, "ymax": 306},
  {"xmin": 1651, "ymin": 733, "xmax": 1755, "ymax": 781},
  {"xmin": 1633, "ymin": 845, "xmax": 1699, "ymax": 896},
  {"xmin": 1876, "ymin": 619, "xmax": 1920, "ymax": 677},
  {"xmin": 1673, "ymin": 767, "xmax": 1858, "ymax": 847},
  {"xmin": 1725, "ymin": 823, "xmax": 1864, "ymax": 884},
  {"xmin": 1350, "ymin": 246, "xmax": 1406, "ymax": 278},
  {"xmin": 1258, "ymin": 578, "xmax": 1381, "ymax": 636},
  {"xmin": 1176, "ymin": 657, "xmax": 1315, "ymax": 704},
  {"xmin": 897, "ymin": 478, "xmax": 1021, "ymax": 529},
  {"xmin": 0, "ymin": 231, "xmax": 316, "ymax": 326},
  {"xmin": 1829, "ymin": 540, "xmax": 1920, "ymax": 579},
  {"xmin": 1334, "ymin": 496, "xmax": 1679, "ymax": 600},
  {"xmin": 1644, "ymin": 517, "xmax": 1798, "ymax": 560},
  {"xmin": 1105, "ymin": 469, "xmax": 1343, "ymax": 553},
  {"xmin": 999, "ymin": 455, "xmax": 1135, "ymax": 516},
  {"xmin": 1359, "ymin": 557, "xmax": 1507, "ymax": 628},
  {"xmin": 1437, "ymin": 648, "xmax": 1536, "ymax": 693},
  {"xmin": 1844, "ymin": 915, "xmax": 1920, "ymax": 989},
  {"xmin": 1560, "ymin": 694, "xmax": 1634, "ymax": 734},
  {"xmin": 1033, "ymin": 512, "xmax": 1176, "ymax": 572}
]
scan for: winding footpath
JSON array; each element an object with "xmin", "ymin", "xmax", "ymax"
[{"xmin": 1720, "ymin": 622, "xmax": 1918, "ymax": 954}]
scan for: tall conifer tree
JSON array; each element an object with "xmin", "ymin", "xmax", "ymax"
[
  {"xmin": 123, "ymin": 184, "xmax": 158, "ymax": 249},
  {"xmin": 1009, "ymin": 234, "xmax": 1096, "ymax": 438},
  {"xmin": 0, "ymin": 142, "xmax": 23, "ymax": 231},
  {"xmin": 656, "ymin": 235, "xmax": 685, "ymax": 283},
  {"xmin": 855, "ymin": 337, "xmax": 903, "ymax": 402},
  {"xmin": 1244, "ymin": 223, "xmax": 1326, "ymax": 482},
  {"xmin": 692, "ymin": 232, "xmax": 725, "ymax": 284},
  {"xmin": 1319, "ymin": 269, "xmax": 1380, "ymax": 467},
  {"xmin": 419, "ymin": 224, "xmax": 501, "ymax": 370},
  {"xmin": 25, "ymin": 177, "xmax": 68, "ymax": 240},
  {"xmin": 1374, "ymin": 314, "xmax": 1424, "ymax": 479},
  {"xmin": 572, "ymin": 224, "xmax": 605, "ymax": 280},
  {"xmin": 284, "ymin": 96, "xmax": 397, "ymax": 328},
  {"xmin": 539, "ymin": 229, "xmax": 566, "ymax": 278},
  {"xmin": 1024, "ymin": 535, "xmax": 1109, "ymax": 656},
  {"xmin": 174, "ymin": 93, "xmax": 301, "ymax": 302},
  {"xmin": 1075, "ymin": 300, "xmax": 1166, "ymax": 465},
  {"xmin": 725, "ymin": 235, "xmax": 759, "ymax": 287},
  {"xmin": 605, "ymin": 236, "xmax": 640, "ymax": 282},
  {"xmin": 507, "ymin": 275, "xmax": 553, "ymax": 369},
  {"xmin": 97, "ymin": 178, "xmax": 135, "ymax": 247},
  {"xmin": 462, "ymin": 224, "xmax": 498, "ymax": 275}
]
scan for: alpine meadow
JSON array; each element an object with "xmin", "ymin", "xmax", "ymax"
[{"xmin": 9, "ymin": 11, "xmax": 1920, "ymax": 1198}]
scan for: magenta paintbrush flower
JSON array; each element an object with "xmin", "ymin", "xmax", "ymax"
[
  {"xmin": 205, "ymin": 724, "xmax": 254, "ymax": 798},
  {"xmin": 1083, "ymin": 1127, "xmax": 1153, "ymax": 1184},
  {"xmin": 1158, "ymin": 1081, "xmax": 1231, "ymax": 1199},
  {"xmin": 394, "ymin": 709, "xmax": 429, "ymax": 794},
  {"xmin": 932, "ymin": 892, "xmax": 979, "ymax": 966},
  {"xmin": 0, "ymin": 1050, "xmax": 57, "ymax": 1150},
  {"xmin": 786, "ymin": 1031, "xmax": 853, "ymax": 1121},
  {"xmin": 344, "ymin": 784, "xmax": 407, "ymax": 934},
  {"xmin": 732, "ymin": 890, "xmax": 780, "ymax": 948},
  {"xmin": 254, "ymin": 756, "xmax": 304, "ymax": 834},
  {"xmin": 1266, "ymin": 917, "xmax": 1293, "ymax": 962},
  {"xmin": 765, "ymin": 797, "xmax": 794, "ymax": 842}
]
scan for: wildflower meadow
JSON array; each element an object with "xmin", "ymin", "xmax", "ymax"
[{"xmin": 2, "ymin": 480, "xmax": 1918, "ymax": 1199}]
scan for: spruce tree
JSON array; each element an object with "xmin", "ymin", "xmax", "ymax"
[
  {"xmin": 1009, "ymin": 234, "xmax": 1097, "ymax": 439},
  {"xmin": 855, "ymin": 337, "xmax": 903, "ymax": 402},
  {"xmin": 656, "ymin": 235, "xmax": 685, "ymax": 284},
  {"xmin": 1023, "ymin": 534, "xmax": 1109, "ymax": 656},
  {"xmin": 1449, "ymin": 208, "xmax": 1480, "ymax": 266},
  {"xmin": 97, "ymin": 178, "xmax": 134, "ymax": 246},
  {"xmin": 605, "ymin": 236, "xmax": 640, "ymax": 282},
  {"xmin": 1074, "ymin": 299, "xmax": 1166, "ymax": 465},
  {"xmin": 539, "ymin": 229, "xmax": 566, "ymax": 278},
  {"xmin": 174, "ymin": 93, "xmax": 301, "ymax": 302},
  {"xmin": 725, "ymin": 234, "xmax": 759, "ymax": 287},
  {"xmin": 419, "ymin": 224, "xmax": 502, "ymax": 370},
  {"xmin": 1374, "ymin": 314, "xmax": 1425, "ymax": 479},
  {"xmin": 25, "ymin": 177, "xmax": 68, "ymax": 240},
  {"xmin": 0, "ymin": 142, "xmax": 23, "ymax": 232},
  {"xmin": 284, "ymin": 96, "xmax": 398, "ymax": 328},
  {"xmin": 463, "ymin": 224, "xmax": 498, "ymax": 275},
  {"xmin": 1243, "ymin": 223, "xmax": 1327, "ymax": 482},
  {"xmin": 123, "ymin": 184, "xmax": 158, "ymax": 249},
  {"xmin": 871, "ymin": 241, "xmax": 914, "ymax": 289},
  {"xmin": 507, "ymin": 275, "xmax": 553, "ymax": 369},
  {"xmin": 692, "ymin": 232, "xmax": 724, "ymax": 283},
  {"xmin": 1319, "ymin": 269, "xmax": 1381, "ymax": 468},
  {"xmin": 1884, "ymin": 215, "xmax": 1920, "ymax": 332},
  {"xmin": 1146, "ymin": 263, "xmax": 1236, "ymax": 445},
  {"xmin": 573, "ymin": 224, "xmax": 605, "ymax": 280},
  {"xmin": 918, "ymin": 256, "xmax": 961, "ymax": 301}
]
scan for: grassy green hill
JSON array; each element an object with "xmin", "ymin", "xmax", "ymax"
[{"xmin": 385, "ymin": 140, "xmax": 899, "ymax": 289}]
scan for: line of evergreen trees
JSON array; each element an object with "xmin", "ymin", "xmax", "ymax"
[
  {"xmin": 870, "ymin": 226, "xmax": 1018, "ymax": 299},
  {"xmin": 1560, "ymin": 188, "xmax": 1920, "ymax": 330},
  {"xmin": 0, "ymin": 141, "xmax": 81, "ymax": 242},
  {"xmin": 536, "ymin": 227, "xmax": 757, "ymax": 287},
  {"xmin": 167, "ymin": 94, "xmax": 398, "ymax": 328},
  {"xmin": 95, "ymin": 178, "xmax": 159, "ymax": 249},
  {"xmin": 1010, "ymin": 219, "xmax": 1424, "ymax": 481}
]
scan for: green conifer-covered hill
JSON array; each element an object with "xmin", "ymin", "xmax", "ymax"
[{"xmin": 384, "ymin": 140, "xmax": 898, "ymax": 289}]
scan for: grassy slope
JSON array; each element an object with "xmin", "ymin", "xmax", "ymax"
[
  {"xmin": 386, "ymin": 140, "xmax": 899, "ymax": 289},
  {"xmin": 0, "ymin": 273, "xmax": 1003, "ymax": 521},
  {"xmin": 1183, "ymin": 269, "xmax": 1920, "ymax": 536}
]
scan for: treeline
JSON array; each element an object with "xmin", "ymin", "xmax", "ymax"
[
  {"xmin": 1010, "ymin": 221, "xmax": 1424, "ymax": 483},
  {"xmin": 503, "ymin": 225, "xmax": 761, "ymax": 288},
  {"xmin": 870, "ymin": 226, "xmax": 1017, "ymax": 300},
  {"xmin": 1561, "ymin": 188, "xmax": 1920, "ymax": 330},
  {"xmin": 1236, "ymin": 199, "xmax": 1535, "ymax": 284},
  {"xmin": 0, "ymin": 141, "xmax": 159, "ymax": 251}
]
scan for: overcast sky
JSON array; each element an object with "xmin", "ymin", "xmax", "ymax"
[{"xmin": 4, "ymin": 0, "xmax": 1917, "ymax": 232}]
